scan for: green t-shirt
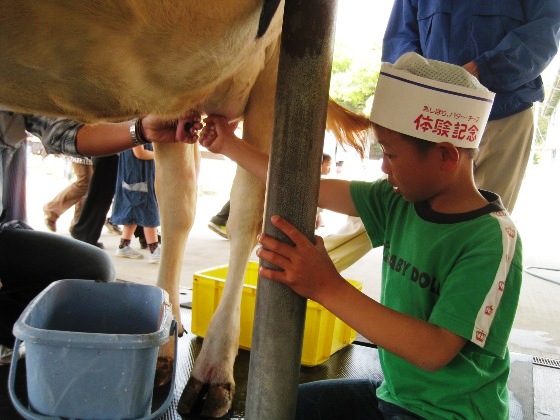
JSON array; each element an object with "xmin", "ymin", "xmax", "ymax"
[{"xmin": 350, "ymin": 179, "xmax": 522, "ymax": 419}]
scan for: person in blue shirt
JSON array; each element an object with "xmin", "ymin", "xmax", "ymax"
[{"xmin": 382, "ymin": 0, "xmax": 560, "ymax": 212}]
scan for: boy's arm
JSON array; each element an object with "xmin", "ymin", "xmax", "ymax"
[
  {"xmin": 257, "ymin": 215, "xmax": 467, "ymax": 372},
  {"xmin": 201, "ymin": 115, "xmax": 358, "ymax": 215},
  {"xmin": 322, "ymin": 276, "xmax": 467, "ymax": 371},
  {"xmin": 200, "ymin": 115, "xmax": 270, "ymax": 183},
  {"xmin": 319, "ymin": 179, "xmax": 359, "ymax": 216}
]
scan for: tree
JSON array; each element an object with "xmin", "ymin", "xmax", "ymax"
[
  {"xmin": 330, "ymin": 42, "xmax": 381, "ymax": 114},
  {"xmin": 330, "ymin": 42, "xmax": 383, "ymax": 159}
]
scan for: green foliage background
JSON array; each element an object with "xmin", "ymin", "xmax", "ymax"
[
  {"xmin": 330, "ymin": 41, "xmax": 383, "ymax": 158},
  {"xmin": 330, "ymin": 42, "xmax": 381, "ymax": 115}
]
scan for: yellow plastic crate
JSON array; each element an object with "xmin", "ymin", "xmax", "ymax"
[{"xmin": 191, "ymin": 262, "xmax": 362, "ymax": 367}]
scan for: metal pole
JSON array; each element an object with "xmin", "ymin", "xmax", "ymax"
[{"xmin": 245, "ymin": 0, "xmax": 339, "ymax": 418}]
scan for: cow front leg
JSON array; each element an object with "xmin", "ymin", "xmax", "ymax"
[
  {"xmin": 153, "ymin": 142, "xmax": 199, "ymax": 386},
  {"xmin": 179, "ymin": 169, "xmax": 264, "ymax": 418}
]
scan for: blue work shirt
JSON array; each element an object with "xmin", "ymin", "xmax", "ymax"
[{"xmin": 382, "ymin": 0, "xmax": 560, "ymax": 120}]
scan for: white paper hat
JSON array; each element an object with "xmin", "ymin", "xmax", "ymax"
[{"xmin": 370, "ymin": 52, "xmax": 495, "ymax": 148}]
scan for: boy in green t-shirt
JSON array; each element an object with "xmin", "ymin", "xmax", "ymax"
[{"xmin": 198, "ymin": 52, "xmax": 522, "ymax": 419}]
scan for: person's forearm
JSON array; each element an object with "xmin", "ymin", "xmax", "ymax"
[
  {"xmin": 75, "ymin": 121, "xmax": 134, "ymax": 156},
  {"xmin": 221, "ymin": 137, "xmax": 269, "ymax": 182}
]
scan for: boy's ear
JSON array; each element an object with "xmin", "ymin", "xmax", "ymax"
[{"xmin": 437, "ymin": 142, "xmax": 460, "ymax": 171}]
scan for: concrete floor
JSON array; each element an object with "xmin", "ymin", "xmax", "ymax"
[{"xmin": 27, "ymin": 149, "xmax": 560, "ymax": 362}]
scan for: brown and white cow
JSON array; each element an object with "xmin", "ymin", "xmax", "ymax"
[{"xmin": 0, "ymin": 1, "xmax": 369, "ymax": 417}]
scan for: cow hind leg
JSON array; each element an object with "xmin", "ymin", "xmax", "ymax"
[
  {"xmin": 153, "ymin": 142, "xmax": 199, "ymax": 386},
  {"xmin": 178, "ymin": 169, "xmax": 265, "ymax": 417},
  {"xmin": 179, "ymin": 34, "xmax": 278, "ymax": 417}
]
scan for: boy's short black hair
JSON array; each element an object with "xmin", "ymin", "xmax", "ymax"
[
  {"xmin": 372, "ymin": 122, "xmax": 478, "ymax": 159},
  {"xmin": 401, "ymin": 133, "xmax": 479, "ymax": 159}
]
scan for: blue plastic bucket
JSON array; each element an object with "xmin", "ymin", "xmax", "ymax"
[{"xmin": 8, "ymin": 279, "xmax": 177, "ymax": 420}]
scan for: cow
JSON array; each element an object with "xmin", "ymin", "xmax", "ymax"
[{"xmin": 0, "ymin": 1, "xmax": 369, "ymax": 417}]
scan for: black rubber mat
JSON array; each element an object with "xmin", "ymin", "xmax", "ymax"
[
  {"xmin": 155, "ymin": 308, "xmax": 383, "ymax": 419},
  {"xmin": 152, "ymin": 331, "xmax": 383, "ymax": 420}
]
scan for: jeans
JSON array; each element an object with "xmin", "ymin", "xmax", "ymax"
[
  {"xmin": 0, "ymin": 221, "xmax": 115, "ymax": 346},
  {"xmin": 295, "ymin": 379, "xmax": 424, "ymax": 420}
]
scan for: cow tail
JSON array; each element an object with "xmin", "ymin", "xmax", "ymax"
[{"xmin": 326, "ymin": 98, "xmax": 371, "ymax": 159}]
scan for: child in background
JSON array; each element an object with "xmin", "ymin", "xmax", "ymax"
[
  {"xmin": 315, "ymin": 153, "xmax": 332, "ymax": 229},
  {"xmin": 112, "ymin": 144, "xmax": 161, "ymax": 263},
  {"xmin": 321, "ymin": 153, "xmax": 332, "ymax": 175},
  {"xmin": 199, "ymin": 52, "xmax": 522, "ymax": 419}
]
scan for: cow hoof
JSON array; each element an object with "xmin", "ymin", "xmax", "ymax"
[
  {"xmin": 201, "ymin": 383, "xmax": 234, "ymax": 418},
  {"xmin": 154, "ymin": 356, "xmax": 174, "ymax": 387},
  {"xmin": 177, "ymin": 377, "xmax": 203, "ymax": 415},
  {"xmin": 178, "ymin": 377, "xmax": 234, "ymax": 418}
]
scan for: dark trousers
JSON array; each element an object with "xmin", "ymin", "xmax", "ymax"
[
  {"xmin": 0, "ymin": 223, "xmax": 115, "ymax": 347},
  {"xmin": 296, "ymin": 379, "xmax": 424, "ymax": 420},
  {"xmin": 71, "ymin": 155, "xmax": 118, "ymax": 245},
  {"xmin": 210, "ymin": 200, "xmax": 230, "ymax": 225}
]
